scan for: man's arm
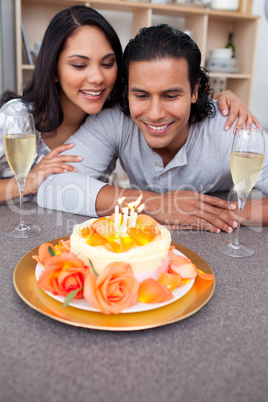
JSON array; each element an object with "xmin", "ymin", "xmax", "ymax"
[
  {"xmin": 231, "ymin": 198, "xmax": 268, "ymax": 226},
  {"xmin": 95, "ymin": 184, "xmax": 238, "ymax": 234},
  {"xmin": 97, "ymin": 185, "xmax": 268, "ymax": 231},
  {"xmin": 37, "ymin": 104, "xmax": 263, "ymax": 231}
]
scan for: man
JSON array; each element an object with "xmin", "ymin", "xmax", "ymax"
[{"xmin": 38, "ymin": 24, "xmax": 268, "ymax": 233}]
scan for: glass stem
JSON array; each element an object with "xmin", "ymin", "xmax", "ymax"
[
  {"xmin": 17, "ymin": 179, "xmax": 26, "ymax": 229},
  {"xmin": 233, "ymin": 197, "xmax": 246, "ymax": 246}
]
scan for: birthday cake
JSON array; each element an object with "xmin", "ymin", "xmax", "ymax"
[
  {"xmin": 34, "ymin": 207, "xmax": 214, "ymax": 315},
  {"xmin": 70, "ymin": 214, "xmax": 171, "ymax": 282}
]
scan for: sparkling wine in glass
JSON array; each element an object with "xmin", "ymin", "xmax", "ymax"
[
  {"xmin": 217, "ymin": 126, "xmax": 265, "ymax": 257},
  {"xmin": 3, "ymin": 113, "xmax": 41, "ymax": 238}
]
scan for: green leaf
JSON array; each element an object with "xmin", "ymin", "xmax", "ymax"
[
  {"xmin": 89, "ymin": 259, "xmax": 98, "ymax": 277},
  {"xmin": 48, "ymin": 246, "xmax": 56, "ymax": 257},
  {"xmin": 74, "ymin": 254, "xmax": 98, "ymax": 276},
  {"xmin": 62, "ymin": 288, "xmax": 82, "ymax": 308}
]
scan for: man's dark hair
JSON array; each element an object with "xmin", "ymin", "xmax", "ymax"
[{"xmin": 120, "ymin": 24, "xmax": 215, "ymax": 124}]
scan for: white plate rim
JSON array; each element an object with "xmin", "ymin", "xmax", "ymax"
[{"xmin": 35, "ymin": 249, "xmax": 195, "ymax": 314}]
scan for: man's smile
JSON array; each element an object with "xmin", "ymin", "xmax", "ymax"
[{"xmin": 143, "ymin": 122, "xmax": 174, "ymax": 135}]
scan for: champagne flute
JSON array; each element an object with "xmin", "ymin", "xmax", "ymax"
[
  {"xmin": 3, "ymin": 113, "xmax": 41, "ymax": 238},
  {"xmin": 217, "ymin": 126, "xmax": 265, "ymax": 257}
]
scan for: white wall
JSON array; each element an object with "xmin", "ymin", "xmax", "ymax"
[{"xmin": 251, "ymin": 0, "xmax": 268, "ymax": 127}]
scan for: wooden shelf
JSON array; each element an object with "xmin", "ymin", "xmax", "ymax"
[{"xmin": 15, "ymin": 0, "xmax": 260, "ymax": 106}]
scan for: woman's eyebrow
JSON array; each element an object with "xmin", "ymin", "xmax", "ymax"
[
  {"xmin": 68, "ymin": 54, "xmax": 89, "ymax": 60},
  {"xmin": 67, "ymin": 53, "xmax": 116, "ymax": 60}
]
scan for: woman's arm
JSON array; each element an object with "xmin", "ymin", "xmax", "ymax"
[
  {"xmin": 0, "ymin": 144, "xmax": 80, "ymax": 202},
  {"xmin": 215, "ymin": 90, "xmax": 260, "ymax": 132}
]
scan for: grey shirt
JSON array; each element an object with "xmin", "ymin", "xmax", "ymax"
[{"xmin": 37, "ymin": 103, "xmax": 268, "ymax": 217}]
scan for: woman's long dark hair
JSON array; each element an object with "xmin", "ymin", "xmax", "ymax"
[
  {"xmin": 120, "ymin": 24, "xmax": 215, "ymax": 124},
  {"xmin": 1, "ymin": 6, "xmax": 122, "ymax": 133}
]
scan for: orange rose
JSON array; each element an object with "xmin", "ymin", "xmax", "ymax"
[
  {"xmin": 84, "ymin": 262, "xmax": 139, "ymax": 315},
  {"xmin": 32, "ymin": 242, "xmax": 59, "ymax": 265},
  {"xmin": 55, "ymin": 239, "xmax": 71, "ymax": 252},
  {"xmin": 38, "ymin": 252, "xmax": 89, "ymax": 299}
]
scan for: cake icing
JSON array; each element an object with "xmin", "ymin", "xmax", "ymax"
[{"xmin": 70, "ymin": 216, "xmax": 171, "ymax": 279}]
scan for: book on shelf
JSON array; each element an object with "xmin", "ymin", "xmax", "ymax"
[{"xmin": 21, "ymin": 22, "xmax": 34, "ymax": 65}]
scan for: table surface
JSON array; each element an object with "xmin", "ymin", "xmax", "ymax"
[{"xmin": 0, "ymin": 201, "xmax": 267, "ymax": 402}]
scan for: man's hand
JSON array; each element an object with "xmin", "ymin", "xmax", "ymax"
[
  {"xmin": 145, "ymin": 190, "xmax": 238, "ymax": 233},
  {"xmin": 215, "ymin": 90, "xmax": 260, "ymax": 133},
  {"xmin": 96, "ymin": 186, "xmax": 238, "ymax": 234}
]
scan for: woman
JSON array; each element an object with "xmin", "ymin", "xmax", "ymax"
[
  {"xmin": 0, "ymin": 5, "xmax": 121, "ymax": 201},
  {"xmin": 0, "ymin": 5, "xmax": 258, "ymax": 203}
]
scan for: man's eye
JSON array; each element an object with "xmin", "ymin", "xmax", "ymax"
[{"xmin": 165, "ymin": 94, "xmax": 179, "ymax": 99}]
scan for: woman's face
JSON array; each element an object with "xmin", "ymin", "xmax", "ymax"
[{"xmin": 57, "ymin": 25, "xmax": 118, "ymax": 118}]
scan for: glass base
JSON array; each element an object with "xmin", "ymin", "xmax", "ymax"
[
  {"xmin": 217, "ymin": 239, "xmax": 254, "ymax": 258},
  {"xmin": 4, "ymin": 223, "xmax": 41, "ymax": 239}
]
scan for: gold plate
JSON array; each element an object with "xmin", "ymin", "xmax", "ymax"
[{"xmin": 13, "ymin": 238, "xmax": 215, "ymax": 331}]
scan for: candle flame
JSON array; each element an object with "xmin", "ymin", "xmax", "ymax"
[
  {"xmin": 137, "ymin": 203, "xmax": 144, "ymax": 213},
  {"xmin": 117, "ymin": 197, "xmax": 126, "ymax": 205},
  {"xmin": 127, "ymin": 201, "xmax": 135, "ymax": 209},
  {"xmin": 127, "ymin": 195, "xmax": 143, "ymax": 209}
]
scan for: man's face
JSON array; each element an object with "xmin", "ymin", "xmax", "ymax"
[{"xmin": 128, "ymin": 57, "xmax": 198, "ymax": 155}]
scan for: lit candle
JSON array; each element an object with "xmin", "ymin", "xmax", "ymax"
[
  {"xmin": 128, "ymin": 196, "xmax": 143, "ymax": 228},
  {"xmin": 114, "ymin": 204, "xmax": 119, "ymax": 222},
  {"xmin": 129, "ymin": 207, "xmax": 135, "ymax": 227},
  {"xmin": 130, "ymin": 211, "xmax": 138, "ymax": 227},
  {"xmin": 114, "ymin": 197, "xmax": 125, "ymax": 237},
  {"xmin": 121, "ymin": 207, "xmax": 129, "ymax": 234},
  {"xmin": 114, "ymin": 204, "xmax": 120, "ymax": 237}
]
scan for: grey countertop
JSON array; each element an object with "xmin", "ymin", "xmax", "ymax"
[{"xmin": 0, "ymin": 201, "xmax": 267, "ymax": 402}]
